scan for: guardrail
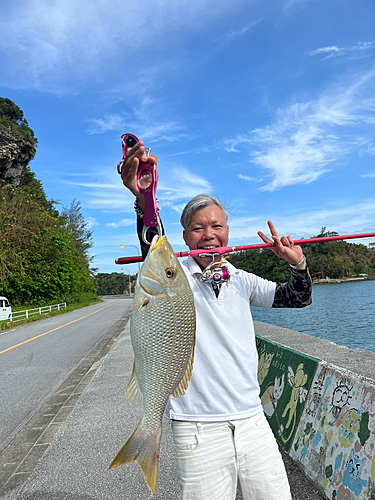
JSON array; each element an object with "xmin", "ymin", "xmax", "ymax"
[{"xmin": 11, "ymin": 303, "xmax": 67, "ymax": 322}]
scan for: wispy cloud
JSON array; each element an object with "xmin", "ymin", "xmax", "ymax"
[
  {"xmin": 86, "ymin": 217, "xmax": 98, "ymax": 229},
  {"xmin": 237, "ymin": 174, "xmax": 261, "ymax": 182},
  {"xmin": 360, "ymin": 172, "xmax": 375, "ymax": 178},
  {"xmin": 105, "ymin": 218, "xmax": 134, "ymax": 228},
  {"xmin": 223, "ymin": 19, "xmax": 261, "ymax": 43},
  {"xmin": 228, "ymin": 199, "xmax": 375, "ymax": 241},
  {"xmin": 225, "ymin": 69, "xmax": 375, "ymax": 191},
  {"xmin": 158, "ymin": 167, "xmax": 213, "ymax": 202},
  {"xmin": 0, "ymin": 0, "xmax": 246, "ymax": 91},
  {"xmin": 87, "ymin": 115, "xmax": 127, "ymax": 134},
  {"xmin": 309, "ymin": 41, "xmax": 374, "ymax": 60},
  {"xmin": 65, "ymin": 163, "xmax": 212, "ymax": 211},
  {"xmin": 87, "ymin": 113, "xmax": 186, "ymax": 143}
]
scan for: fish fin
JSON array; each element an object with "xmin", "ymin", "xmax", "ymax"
[
  {"xmin": 172, "ymin": 344, "xmax": 195, "ymax": 399},
  {"xmin": 125, "ymin": 363, "xmax": 143, "ymax": 409},
  {"xmin": 131, "ymin": 296, "xmax": 149, "ymax": 315},
  {"xmin": 109, "ymin": 420, "xmax": 161, "ymax": 495}
]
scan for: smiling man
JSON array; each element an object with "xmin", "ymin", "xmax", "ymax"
[{"xmin": 120, "ymin": 140, "xmax": 312, "ymax": 500}]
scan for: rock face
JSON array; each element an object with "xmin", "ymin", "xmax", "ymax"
[{"xmin": 0, "ymin": 125, "xmax": 36, "ymax": 187}]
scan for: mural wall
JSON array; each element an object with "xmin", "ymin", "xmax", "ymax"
[
  {"xmin": 290, "ymin": 363, "xmax": 375, "ymax": 500},
  {"xmin": 256, "ymin": 336, "xmax": 319, "ymax": 452},
  {"xmin": 256, "ymin": 335, "xmax": 375, "ymax": 500}
]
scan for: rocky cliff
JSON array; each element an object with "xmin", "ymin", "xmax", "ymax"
[{"xmin": 0, "ymin": 125, "xmax": 37, "ymax": 187}]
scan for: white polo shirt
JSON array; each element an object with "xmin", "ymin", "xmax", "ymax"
[{"xmin": 165, "ymin": 257, "xmax": 276, "ymax": 423}]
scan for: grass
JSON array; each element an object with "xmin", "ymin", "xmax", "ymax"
[{"xmin": 0, "ymin": 296, "xmax": 103, "ymax": 331}]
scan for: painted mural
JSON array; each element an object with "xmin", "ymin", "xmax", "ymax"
[
  {"xmin": 256, "ymin": 335, "xmax": 319, "ymax": 452},
  {"xmin": 290, "ymin": 362, "xmax": 375, "ymax": 500}
]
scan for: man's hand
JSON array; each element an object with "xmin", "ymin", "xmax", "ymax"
[
  {"xmin": 257, "ymin": 221, "xmax": 306, "ymax": 269},
  {"xmin": 120, "ymin": 140, "xmax": 158, "ymax": 213}
]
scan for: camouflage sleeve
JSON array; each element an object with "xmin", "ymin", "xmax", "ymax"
[
  {"xmin": 137, "ymin": 216, "xmax": 165, "ymax": 259},
  {"xmin": 272, "ymin": 266, "xmax": 312, "ymax": 308}
]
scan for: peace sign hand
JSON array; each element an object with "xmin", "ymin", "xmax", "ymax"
[{"xmin": 257, "ymin": 221, "xmax": 306, "ymax": 269}]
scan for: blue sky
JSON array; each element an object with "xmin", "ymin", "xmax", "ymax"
[{"xmin": 1, "ymin": 0, "xmax": 375, "ymax": 274}]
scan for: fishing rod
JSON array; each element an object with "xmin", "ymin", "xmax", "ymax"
[{"xmin": 115, "ymin": 232, "xmax": 375, "ymax": 265}]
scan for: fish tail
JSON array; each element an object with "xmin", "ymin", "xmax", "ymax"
[{"xmin": 109, "ymin": 420, "xmax": 161, "ymax": 495}]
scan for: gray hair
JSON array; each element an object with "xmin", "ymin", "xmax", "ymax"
[{"xmin": 180, "ymin": 194, "xmax": 229, "ymax": 230}]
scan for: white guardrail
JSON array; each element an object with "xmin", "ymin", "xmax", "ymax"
[{"xmin": 10, "ymin": 303, "xmax": 67, "ymax": 323}]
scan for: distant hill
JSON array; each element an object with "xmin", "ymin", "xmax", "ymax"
[{"xmin": 227, "ymin": 231, "xmax": 375, "ymax": 282}]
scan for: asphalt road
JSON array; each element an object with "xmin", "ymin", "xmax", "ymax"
[
  {"xmin": 0, "ymin": 299, "xmax": 130, "ymax": 451},
  {"xmin": 0, "ymin": 302, "xmax": 325, "ymax": 499}
]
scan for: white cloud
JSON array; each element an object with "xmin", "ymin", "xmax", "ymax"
[
  {"xmin": 87, "ymin": 115, "xmax": 126, "ymax": 134},
  {"xmin": 87, "ymin": 114, "xmax": 187, "ymax": 142},
  {"xmin": 237, "ymin": 174, "xmax": 261, "ymax": 182},
  {"xmin": 105, "ymin": 218, "xmax": 134, "ymax": 228},
  {"xmin": 86, "ymin": 217, "xmax": 98, "ymax": 228},
  {"xmin": 0, "ymin": 0, "xmax": 246, "ymax": 90},
  {"xmin": 223, "ymin": 19, "xmax": 261, "ymax": 43},
  {"xmin": 360, "ymin": 172, "xmax": 375, "ymax": 178},
  {"xmin": 228, "ymin": 199, "xmax": 375, "ymax": 242},
  {"xmin": 65, "ymin": 163, "xmax": 212, "ymax": 211},
  {"xmin": 158, "ymin": 166, "xmax": 213, "ymax": 201},
  {"xmin": 309, "ymin": 41, "xmax": 374, "ymax": 60},
  {"xmin": 225, "ymin": 69, "xmax": 375, "ymax": 191}
]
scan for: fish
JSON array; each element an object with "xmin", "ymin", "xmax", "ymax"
[{"xmin": 109, "ymin": 235, "xmax": 196, "ymax": 494}]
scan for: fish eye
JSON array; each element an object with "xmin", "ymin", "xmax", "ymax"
[{"xmin": 165, "ymin": 267, "xmax": 175, "ymax": 279}]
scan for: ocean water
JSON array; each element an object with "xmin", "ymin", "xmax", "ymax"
[{"xmin": 251, "ymin": 280, "xmax": 375, "ymax": 353}]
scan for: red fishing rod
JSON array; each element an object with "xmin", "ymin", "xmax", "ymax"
[{"xmin": 115, "ymin": 232, "xmax": 375, "ymax": 265}]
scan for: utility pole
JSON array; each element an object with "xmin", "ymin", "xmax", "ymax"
[{"xmin": 121, "ymin": 268, "xmax": 132, "ymax": 296}]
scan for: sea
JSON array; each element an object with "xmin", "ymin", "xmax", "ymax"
[{"xmin": 251, "ymin": 279, "xmax": 375, "ymax": 353}]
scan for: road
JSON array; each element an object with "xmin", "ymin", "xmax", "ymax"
[
  {"xmin": 0, "ymin": 301, "xmax": 324, "ymax": 500},
  {"xmin": 0, "ymin": 299, "xmax": 131, "ymax": 451}
]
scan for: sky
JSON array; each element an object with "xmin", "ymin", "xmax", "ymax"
[{"xmin": 1, "ymin": 0, "xmax": 375, "ymax": 275}]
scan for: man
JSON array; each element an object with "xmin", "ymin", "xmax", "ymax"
[{"xmin": 121, "ymin": 140, "xmax": 312, "ymax": 500}]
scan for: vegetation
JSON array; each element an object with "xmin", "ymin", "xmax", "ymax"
[
  {"xmin": 227, "ymin": 228, "xmax": 375, "ymax": 282},
  {"xmin": 95, "ymin": 272, "xmax": 137, "ymax": 295},
  {"xmin": 0, "ymin": 294, "xmax": 101, "ymax": 331},
  {"xmin": 0, "ymin": 97, "xmax": 38, "ymax": 150},
  {"xmin": 0, "ymin": 98, "xmax": 97, "ymax": 307}
]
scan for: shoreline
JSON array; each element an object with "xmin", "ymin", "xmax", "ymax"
[{"xmin": 312, "ymin": 276, "xmax": 374, "ymax": 284}]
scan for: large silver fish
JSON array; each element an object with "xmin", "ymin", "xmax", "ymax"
[{"xmin": 110, "ymin": 235, "xmax": 196, "ymax": 494}]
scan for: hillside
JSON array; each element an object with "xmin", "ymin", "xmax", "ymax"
[
  {"xmin": 227, "ymin": 233, "xmax": 375, "ymax": 282},
  {"xmin": 0, "ymin": 98, "xmax": 97, "ymax": 305}
]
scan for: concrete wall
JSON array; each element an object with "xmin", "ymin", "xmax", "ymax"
[{"xmin": 254, "ymin": 322, "xmax": 375, "ymax": 500}]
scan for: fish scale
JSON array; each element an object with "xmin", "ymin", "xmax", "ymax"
[{"xmin": 110, "ymin": 235, "xmax": 196, "ymax": 494}]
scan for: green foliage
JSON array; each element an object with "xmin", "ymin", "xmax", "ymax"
[
  {"xmin": 60, "ymin": 199, "xmax": 94, "ymax": 259},
  {"xmin": 228, "ymin": 231, "xmax": 375, "ymax": 281},
  {"xmin": 228, "ymin": 248, "xmax": 291, "ymax": 281},
  {"xmin": 0, "ymin": 174, "xmax": 96, "ymax": 305},
  {"xmin": 0, "ymin": 97, "xmax": 38, "ymax": 147},
  {"xmin": 0, "ymin": 98, "xmax": 96, "ymax": 307},
  {"xmin": 95, "ymin": 272, "xmax": 137, "ymax": 295}
]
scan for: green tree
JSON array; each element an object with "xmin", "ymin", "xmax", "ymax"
[
  {"xmin": 0, "ymin": 97, "xmax": 37, "ymax": 148},
  {"xmin": 228, "ymin": 229, "xmax": 375, "ymax": 281},
  {"xmin": 60, "ymin": 199, "xmax": 94, "ymax": 259}
]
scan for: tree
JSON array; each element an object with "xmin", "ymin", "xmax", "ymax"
[
  {"xmin": 314, "ymin": 227, "xmax": 339, "ymax": 238},
  {"xmin": 0, "ymin": 97, "xmax": 37, "ymax": 148},
  {"xmin": 60, "ymin": 199, "xmax": 94, "ymax": 259}
]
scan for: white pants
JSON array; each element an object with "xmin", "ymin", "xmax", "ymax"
[{"xmin": 171, "ymin": 412, "xmax": 292, "ymax": 500}]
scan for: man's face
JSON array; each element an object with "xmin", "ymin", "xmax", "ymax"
[{"xmin": 183, "ymin": 204, "xmax": 229, "ymax": 270}]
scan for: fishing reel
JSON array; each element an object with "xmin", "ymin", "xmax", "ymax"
[{"xmin": 200, "ymin": 253, "xmax": 231, "ymax": 285}]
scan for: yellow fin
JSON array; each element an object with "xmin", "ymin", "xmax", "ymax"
[
  {"xmin": 125, "ymin": 363, "xmax": 143, "ymax": 409},
  {"xmin": 109, "ymin": 420, "xmax": 161, "ymax": 495},
  {"xmin": 172, "ymin": 344, "xmax": 195, "ymax": 399}
]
